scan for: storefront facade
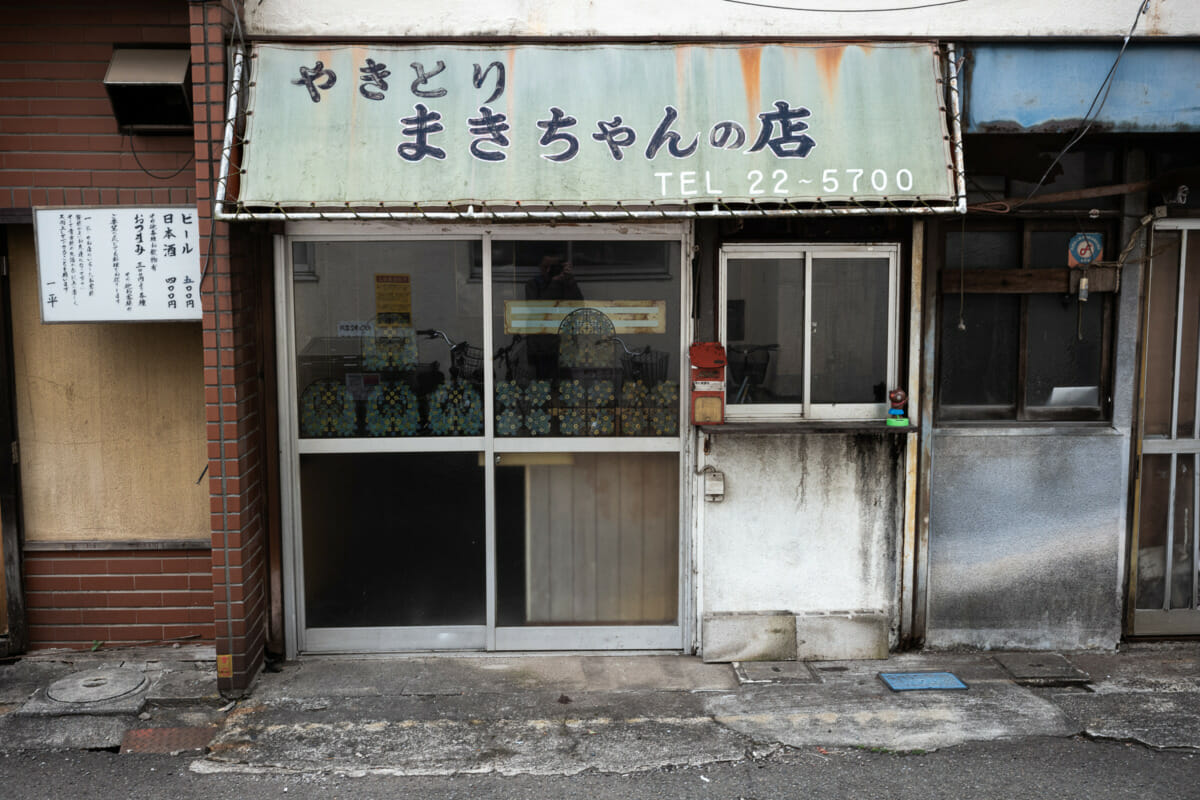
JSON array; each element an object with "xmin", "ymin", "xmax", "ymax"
[
  {"xmin": 4, "ymin": 1, "xmax": 1200, "ymax": 695},
  {"xmin": 238, "ymin": 38, "xmax": 958, "ymax": 658}
]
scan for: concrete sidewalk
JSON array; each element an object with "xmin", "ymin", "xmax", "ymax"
[{"xmin": 1, "ymin": 642, "xmax": 1198, "ymax": 776}]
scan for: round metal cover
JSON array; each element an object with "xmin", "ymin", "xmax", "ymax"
[{"xmin": 46, "ymin": 668, "xmax": 149, "ymax": 704}]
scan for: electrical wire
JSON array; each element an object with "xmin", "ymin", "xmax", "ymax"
[
  {"xmin": 125, "ymin": 134, "xmax": 195, "ymax": 180},
  {"xmin": 1022, "ymin": 0, "xmax": 1151, "ymax": 203},
  {"xmin": 721, "ymin": 0, "xmax": 972, "ymax": 11}
]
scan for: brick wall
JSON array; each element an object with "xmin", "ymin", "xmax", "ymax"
[
  {"xmin": 23, "ymin": 549, "xmax": 214, "ymax": 649},
  {"xmin": 0, "ymin": 1, "xmax": 195, "ymax": 214},
  {"xmin": 191, "ymin": 0, "xmax": 268, "ymax": 695},
  {"xmin": 0, "ymin": 0, "xmax": 268, "ymax": 692}
]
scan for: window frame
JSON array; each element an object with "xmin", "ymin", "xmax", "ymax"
[
  {"xmin": 718, "ymin": 242, "xmax": 901, "ymax": 422},
  {"xmin": 935, "ymin": 217, "xmax": 1116, "ymax": 424}
]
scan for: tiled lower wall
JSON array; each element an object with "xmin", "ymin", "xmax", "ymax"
[{"xmin": 23, "ymin": 548, "xmax": 214, "ymax": 649}]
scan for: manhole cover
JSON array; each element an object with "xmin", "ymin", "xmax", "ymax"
[{"xmin": 47, "ymin": 668, "xmax": 149, "ymax": 704}]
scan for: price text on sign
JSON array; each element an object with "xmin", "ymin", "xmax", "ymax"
[{"xmin": 34, "ymin": 206, "xmax": 202, "ymax": 323}]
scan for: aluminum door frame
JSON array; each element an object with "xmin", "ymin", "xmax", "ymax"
[
  {"xmin": 276, "ymin": 222, "xmax": 692, "ymax": 657},
  {"xmin": 1131, "ymin": 219, "xmax": 1200, "ymax": 636}
]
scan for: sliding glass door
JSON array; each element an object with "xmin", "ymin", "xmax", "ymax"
[{"xmin": 279, "ymin": 225, "xmax": 687, "ymax": 653}]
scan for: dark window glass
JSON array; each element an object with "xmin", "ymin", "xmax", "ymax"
[
  {"xmin": 491, "ymin": 241, "xmax": 681, "ymax": 438},
  {"xmin": 1025, "ymin": 295, "xmax": 1104, "ymax": 410},
  {"xmin": 726, "ymin": 258, "xmax": 803, "ymax": 404},
  {"xmin": 301, "ymin": 453, "xmax": 485, "ymax": 628},
  {"xmin": 810, "ymin": 258, "xmax": 889, "ymax": 404},
  {"xmin": 939, "ymin": 294, "xmax": 1020, "ymax": 412},
  {"xmin": 938, "ymin": 222, "xmax": 1111, "ymax": 422}
]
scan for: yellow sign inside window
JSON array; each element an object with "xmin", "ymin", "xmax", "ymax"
[{"xmin": 375, "ymin": 274, "xmax": 412, "ymax": 323}]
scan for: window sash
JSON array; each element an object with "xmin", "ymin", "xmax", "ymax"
[
  {"xmin": 937, "ymin": 220, "xmax": 1114, "ymax": 423},
  {"xmin": 719, "ymin": 244, "xmax": 900, "ymax": 421}
]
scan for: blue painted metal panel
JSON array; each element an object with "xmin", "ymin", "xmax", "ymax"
[
  {"xmin": 878, "ymin": 672, "xmax": 968, "ymax": 691},
  {"xmin": 966, "ymin": 44, "xmax": 1200, "ymax": 133}
]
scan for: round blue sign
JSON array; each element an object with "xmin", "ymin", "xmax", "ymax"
[{"xmin": 1068, "ymin": 233, "xmax": 1103, "ymax": 266}]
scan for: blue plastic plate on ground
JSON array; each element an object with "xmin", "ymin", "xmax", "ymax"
[{"xmin": 878, "ymin": 671, "xmax": 969, "ymax": 691}]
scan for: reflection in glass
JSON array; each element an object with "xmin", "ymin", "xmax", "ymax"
[
  {"xmin": 939, "ymin": 294, "xmax": 1019, "ymax": 414},
  {"xmin": 944, "ymin": 229, "xmax": 1020, "ymax": 270},
  {"xmin": 495, "ymin": 452, "xmax": 679, "ymax": 626},
  {"xmin": 293, "ymin": 240, "xmax": 483, "ymax": 438},
  {"xmin": 1171, "ymin": 455, "xmax": 1196, "ymax": 610},
  {"xmin": 1025, "ymin": 294, "xmax": 1103, "ymax": 410},
  {"xmin": 1142, "ymin": 232, "xmax": 1181, "ymax": 437},
  {"xmin": 810, "ymin": 258, "xmax": 889, "ymax": 404},
  {"xmin": 1137, "ymin": 454, "xmax": 1170, "ymax": 610},
  {"xmin": 301, "ymin": 453, "xmax": 485, "ymax": 627},
  {"xmin": 1177, "ymin": 234, "xmax": 1200, "ymax": 437},
  {"xmin": 726, "ymin": 258, "xmax": 804, "ymax": 404},
  {"xmin": 491, "ymin": 241, "xmax": 680, "ymax": 437}
]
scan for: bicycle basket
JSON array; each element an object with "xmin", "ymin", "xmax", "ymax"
[
  {"xmin": 621, "ymin": 349, "xmax": 670, "ymax": 383},
  {"xmin": 452, "ymin": 343, "xmax": 485, "ymax": 384}
]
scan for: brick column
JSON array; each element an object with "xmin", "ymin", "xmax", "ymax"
[{"xmin": 190, "ymin": 0, "xmax": 265, "ymax": 696}]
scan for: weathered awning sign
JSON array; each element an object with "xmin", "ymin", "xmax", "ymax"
[{"xmin": 238, "ymin": 42, "xmax": 956, "ymax": 209}]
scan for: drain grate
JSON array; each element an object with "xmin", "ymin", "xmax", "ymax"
[{"xmin": 120, "ymin": 726, "xmax": 216, "ymax": 754}]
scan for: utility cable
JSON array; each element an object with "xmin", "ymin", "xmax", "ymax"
[
  {"xmin": 1023, "ymin": 0, "xmax": 1151, "ymax": 203},
  {"xmin": 125, "ymin": 134, "xmax": 195, "ymax": 181}
]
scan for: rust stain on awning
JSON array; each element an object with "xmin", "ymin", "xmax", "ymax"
[
  {"xmin": 738, "ymin": 46, "xmax": 762, "ymax": 125},
  {"xmin": 814, "ymin": 45, "xmax": 845, "ymax": 99},
  {"xmin": 505, "ymin": 47, "xmax": 516, "ymax": 122}
]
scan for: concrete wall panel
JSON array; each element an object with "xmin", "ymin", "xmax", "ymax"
[
  {"xmin": 927, "ymin": 430, "xmax": 1125, "ymax": 650},
  {"xmin": 700, "ymin": 432, "xmax": 904, "ymax": 639}
]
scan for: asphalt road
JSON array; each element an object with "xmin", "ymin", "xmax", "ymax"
[{"xmin": 1, "ymin": 736, "xmax": 1196, "ymax": 800}]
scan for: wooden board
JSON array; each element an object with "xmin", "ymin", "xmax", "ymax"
[{"xmin": 526, "ymin": 453, "xmax": 677, "ymax": 624}]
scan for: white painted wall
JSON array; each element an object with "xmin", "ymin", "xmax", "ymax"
[
  {"xmin": 246, "ymin": 0, "xmax": 1199, "ymax": 39},
  {"xmin": 699, "ymin": 433, "xmax": 903, "ymax": 634}
]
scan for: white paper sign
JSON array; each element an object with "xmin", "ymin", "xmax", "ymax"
[{"xmin": 34, "ymin": 206, "xmax": 202, "ymax": 322}]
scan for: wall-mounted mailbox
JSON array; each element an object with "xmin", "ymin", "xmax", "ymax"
[{"xmin": 690, "ymin": 342, "xmax": 727, "ymax": 425}]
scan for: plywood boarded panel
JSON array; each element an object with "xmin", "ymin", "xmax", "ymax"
[
  {"xmin": 526, "ymin": 453, "xmax": 677, "ymax": 624},
  {"xmin": 8, "ymin": 228, "xmax": 208, "ymax": 544}
]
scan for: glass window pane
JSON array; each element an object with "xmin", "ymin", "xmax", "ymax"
[
  {"xmin": 1177, "ymin": 234, "xmax": 1200, "ymax": 437},
  {"xmin": 1029, "ymin": 231, "xmax": 1074, "ymax": 269},
  {"xmin": 1137, "ymin": 454, "xmax": 1170, "ymax": 610},
  {"xmin": 294, "ymin": 240, "xmax": 483, "ymax": 438},
  {"xmin": 944, "ymin": 229, "xmax": 1020, "ymax": 270},
  {"xmin": 1172, "ymin": 455, "xmax": 1196, "ymax": 610},
  {"xmin": 495, "ymin": 452, "xmax": 678, "ymax": 626},
  {"xmin": 810, "ymin": 258, "xmax": 890, "ymax": 404},
  {"xmin": 1025, "ymin": 295, "xmax": 1104, "ymax": 410},
  {"xmin": 939, "ymin": 294, "xmax": 1019, "ymax": 415},
  {"xmin": 1143, "ymin": 232, "xmax": 1182, "ymax": 437},
  {"xmin": 491, "ymin": 241, "xmax": 681, "ymax": 437},
  {"xmin": 726, "ymin": 258, "xmax": 803, "ymax": 404},
  {"xmin": 301, "ymin": 453, "xmax": 485, "ymax": 628}
]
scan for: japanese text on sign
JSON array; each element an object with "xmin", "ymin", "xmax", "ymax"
[{"xmin": 34, "ymin": 207, "xmax": 202, "ymax": 322}]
